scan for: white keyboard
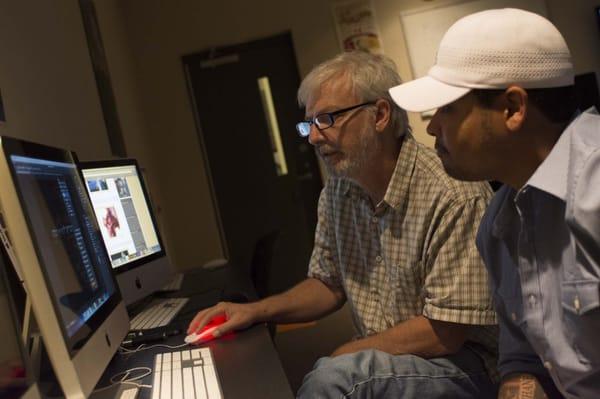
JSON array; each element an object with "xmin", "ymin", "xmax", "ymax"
[
  {"xmin": 130, "ymin": 297, "xmax": 189, "ymax": 330},
  {"xmin": 152, "ymin": 348, "xmax": 222, "ymax": 399},
  {"xmin": 160, "ymin": 273, "xmax": 184, "ymax": 292}
]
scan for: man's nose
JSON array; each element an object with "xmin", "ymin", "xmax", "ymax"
[
  {"xmin": 308, "ymin": 124, "xmax": 325, "ymax": 146},
  {"xmin": 426, "ymin": 111, "xmax": 440, "ymax": 137}
]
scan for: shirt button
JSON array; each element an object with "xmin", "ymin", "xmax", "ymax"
[
  {"xmin": 544, "ymin": 361, "xmax": 552, "ymax": 370},
  {"xmin": 528, "ymin": 294, "xmax": 537, "ymax": 306},
  {"xmin": 574, "ymin": 296, "xmax": 581, "ymax": 313},
  {"xmin": 375, "ymin": 255, "xmax": 383, "ymax": 263},
  {"xmin": 371, "ymin": 216, "xmax": 378, "ymax": 223},
  {"xmin": 511, "ymin": 312, "xmax": 517, "ymax": 322}
]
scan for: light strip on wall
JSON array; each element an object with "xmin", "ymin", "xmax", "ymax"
[{"xmin": 257, "ymin": 76, "xmax": 288, "ymax": 176}]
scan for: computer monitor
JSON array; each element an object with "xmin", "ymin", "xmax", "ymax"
[
  {"xmin": 78, "ymin": 159, "xmax": 172, "ymax": 305},
  {"xmin": 0, "ymin": 136, "xmax": 129, "ymax": 398},
  {"xmin": 0, "ymin": 246, "xmax": 42, "ymax": 399}
]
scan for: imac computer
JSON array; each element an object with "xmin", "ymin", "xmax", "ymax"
[
  {"xmin": 0, "ymin": 136, "xmax": 129, "ymax": 398},
  {"xmin": 78, "ymin": 159, "xmax": 173, "ymax": 305}
]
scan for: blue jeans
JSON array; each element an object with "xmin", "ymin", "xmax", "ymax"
[{"xmin": 297, "ymin": 348, "xmax": 498, "ymax": 398}]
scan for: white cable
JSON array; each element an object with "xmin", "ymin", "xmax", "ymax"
[
  {"xmin": 118, "ymin": 342, "xmax": 189, "ymax": 354},
  {"xmin": 92, "ymin": 367, "xmax": 153, "ymax": 394},
  {"xmin": 110, "ymin": 367, "xmax": 152, "ymax": 385},
  {"xmin": 94, "ymin": 343, "xmax": 193, "ymax": 394},
  {"xmin": 118, "ymin": 343, "xmax": 147, "ymax": 354}
]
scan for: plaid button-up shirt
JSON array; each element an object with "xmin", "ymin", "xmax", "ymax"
[{"xmin": 308, "ymin": 133, "xmax": 498, "ymax": 379}]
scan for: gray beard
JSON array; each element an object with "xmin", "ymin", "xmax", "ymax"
[{"xmin": 328, "ymin": 132, "xmax": 380, "ymax": 180}]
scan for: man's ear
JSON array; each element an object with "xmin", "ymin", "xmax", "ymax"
[
  {"xmin": 504, "ymin": 86, "xmax": 528, "ymax": 132},
  {"xmin": 374, "ymin": 99, "xmax": 392, "ymax": 132}
]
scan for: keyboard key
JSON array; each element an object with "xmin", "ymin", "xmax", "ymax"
[
  {"xmin": 152, "ymin": 371, "xmax": 161, "ymax": 399},
  {"xmin": 155, "ymin": 354, "xmax": 162, "ymax": 372},
  {"xmin": 160, "ymin": 366, "xmax": 171, "ymax": 399},
  {"xmin": 152, "ymin": 354, "xmax": 162, "ymax": 399},
  {"xmin": 200, "ymin": 349, "xmax": 213, "ymax": 366},
  {"xmin": 183, "ymin": 367, "xmax": 194, "ymax": 399},
  {"xmin": 204, "ymin": 366, "xmax": 221, "ymax": 399},
  {"xmin": 172, "ymin": 367, "xmax": 183, "ymax": 399},
  {"xmin": 191, "ymin": 349, "xmax": 201, "ymax": 359},
  {"xmin": 193, "ymin": 366, "xmax": 207, "ymax": 399},
  {"xmin": 120, "ymin": 387, "xmax": 139, "ymax": 399}
]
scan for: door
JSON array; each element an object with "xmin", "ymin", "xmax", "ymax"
[{"xmin": 183, "ymin": 32, "xmax": 322, "ymax": 295}]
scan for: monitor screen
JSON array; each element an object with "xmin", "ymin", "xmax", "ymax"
[
  {"xmin": 8, "ymin": 154, "xmax": 119, "ymax": 346},
  {"xmin": 79, "ymin": 159, "xmax": 172, "ymax": 305},
  {"xmin": 0, "ymin": 136, "xmax": 129, "ymax": 398},
  {"xmin": 80, "ymin": 162, "xmax": 164, "ymax": 272}
]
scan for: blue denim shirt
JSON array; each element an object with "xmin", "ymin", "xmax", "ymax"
[{"xmin": 476, "ymin": 108, "xmax": 600, "ymax": 398}]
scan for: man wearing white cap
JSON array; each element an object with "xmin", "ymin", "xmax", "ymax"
[
  {"xmin": 189, "ymin": 51, "xmax": 498, "ymax": 397},
  {"xmin": 390, "ymin": 8, "xmax": 599, "ymax": 399}
]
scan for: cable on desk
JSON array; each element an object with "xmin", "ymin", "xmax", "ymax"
[
  {"xmin": 118, "ymin": 342, "xmax": 189, "ymax": 355},
  {"xmin": 96, "ymin": 342, "xmax": 192, "ymax": 394},
  {"xmin": 92, "ymin": 367, "xmax": 152, "ymax": 394}
]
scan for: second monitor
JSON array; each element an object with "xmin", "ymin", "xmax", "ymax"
[{"xmin": 79, "ymin": 159, "xmax": 173, "ymax": 305}]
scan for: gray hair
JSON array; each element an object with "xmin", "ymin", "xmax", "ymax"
[{"xmin": 297, "ymin": 51, "xmax": 410, "ymax": 138}]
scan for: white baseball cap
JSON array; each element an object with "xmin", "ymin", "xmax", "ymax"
[{"xmin": 389, "ymin": 8, "xmax": 574, "ymax": 112}]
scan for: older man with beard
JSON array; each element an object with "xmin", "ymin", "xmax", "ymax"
[{"xmin": 188, "ymin": 51, "xmax": 498, "ymax": 398}]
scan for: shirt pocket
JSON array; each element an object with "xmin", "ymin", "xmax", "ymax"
[{"xmin": 561, "ymin": 279, "xmax": 600, "ymax": 365}]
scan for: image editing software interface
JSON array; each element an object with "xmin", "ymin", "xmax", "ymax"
[
  {"xmin": 0, "ymin": 137, "xmax": 128, "ymax": 398},
  {"xmin": 80, "ymin": 162, "xmax": 163, "ymax": 273},
  {"xmin": 10, "ymin": 155, "xmax": 117, "ymax": 340}
]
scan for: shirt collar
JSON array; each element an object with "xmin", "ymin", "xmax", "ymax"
[
  {"xmin": 525, "ymin": 126, "xmax": 571, "ymax": 201},
  {"xmin": 491, "ymin": 185, "xmax": 519, "ymax": 239},
  {"xmin": 492, "ymin": 127, "xmax": 571, "ymax": 239},
  {"xmin": 341, "ymin": 133, "xmax": 418, "ymax": 209},
  {"xmin": 382, "ymin": 133, "xmax": 418, "ymax": 210}
]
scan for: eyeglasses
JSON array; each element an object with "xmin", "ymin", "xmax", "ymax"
[{"xmin": 296, "ymin": 101, "xmax": 376, "ymax": 137}]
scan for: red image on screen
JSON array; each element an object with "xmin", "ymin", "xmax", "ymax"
[{"xmin": 103, "ymin": 207, "xmax": 120, "ymax": 237}]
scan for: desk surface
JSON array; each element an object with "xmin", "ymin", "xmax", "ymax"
[
  {"xmin": 101, "ymin": 324, "xmax": 293, "ymax": 399},
  {"xmin": 98, "ymin": 268, "xmax": 293, "ymax": 399}
]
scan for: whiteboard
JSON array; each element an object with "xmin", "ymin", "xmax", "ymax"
[{"xmin": 400, "ymin": 0, "xmax": 548, "ymax": 80}]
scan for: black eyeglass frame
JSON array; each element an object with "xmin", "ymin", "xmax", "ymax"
[{"xmin": 296, "ymin": 101, "xmax": 377, "ymax": 137}]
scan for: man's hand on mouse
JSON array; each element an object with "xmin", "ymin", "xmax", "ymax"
[{"xmin": 187, "ymin": 301, "xmax": 260, "ymax": 341}]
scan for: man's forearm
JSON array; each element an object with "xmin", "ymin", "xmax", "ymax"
[
  {"xmin": 498, "ymin": 374, "xmax": 548, "ymax": 399},
  {"xmin": 332, "ymin": 316, "xmax": 469, "ymax": 358},
  {"xmin": 251, "ymin": 278, "xmax": 345, "ymax": 324}
]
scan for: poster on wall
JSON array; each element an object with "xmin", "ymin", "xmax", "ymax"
[
  {"xmin": 332, "ymin": 0, "xmax": 384, "ymax": 54},
  {"xmin": 400, "ymin": 0, "xmax": 548, "ymax": 118}
]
